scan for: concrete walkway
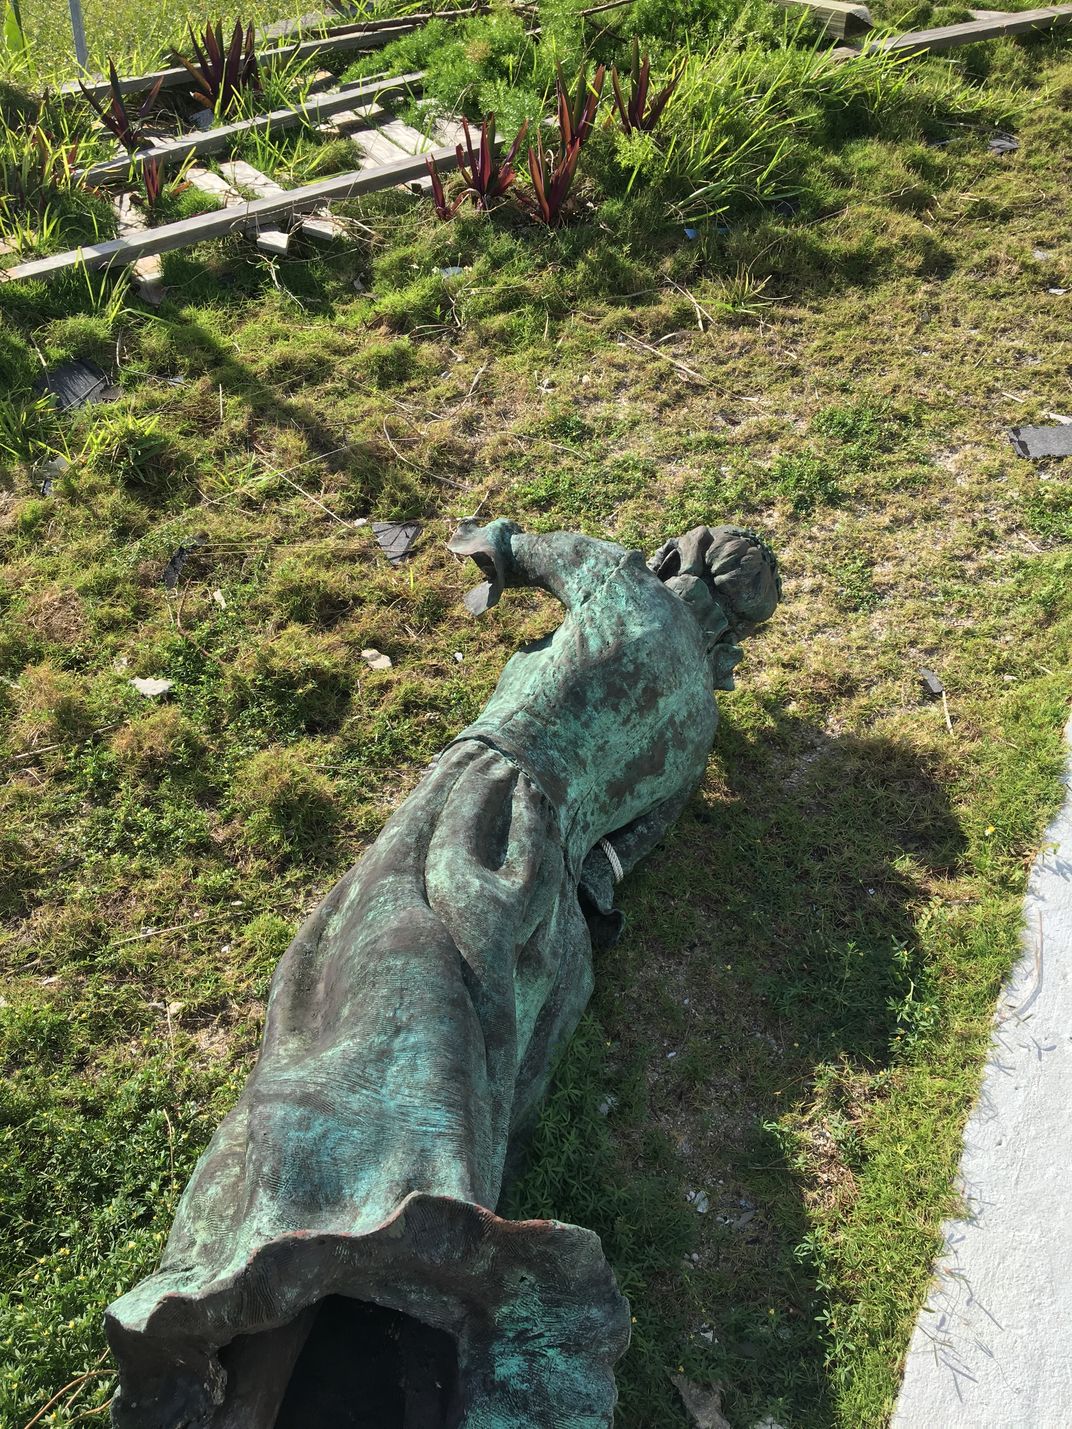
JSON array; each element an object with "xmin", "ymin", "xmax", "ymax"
[{"xmin": 894, "ymin": 713, "xmax": 1072, "ymax": 1428}]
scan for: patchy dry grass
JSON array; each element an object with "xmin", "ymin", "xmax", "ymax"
[{"xmin": 1, "ymin": 5, "xmax": 1072, "ymax": 1428}]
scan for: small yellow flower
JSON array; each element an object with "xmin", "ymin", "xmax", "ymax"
[{"xmin": 985, "ymin": 825, "xmax": 996, "ymax": 836}]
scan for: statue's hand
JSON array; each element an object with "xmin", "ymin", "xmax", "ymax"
[{"xmin": 447, "ymin": 519, "xmax": 522, "ymax": 615}]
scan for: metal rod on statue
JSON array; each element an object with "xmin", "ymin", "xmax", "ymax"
[{"xmin": 68, "ymin": 0, "xmax": 89, "ymax": 68}]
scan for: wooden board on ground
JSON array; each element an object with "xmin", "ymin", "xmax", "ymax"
[
  {"xmin": 2, "ymin": 145, "xmax": 461, "ymax": 284},
  {"xmin": 854, "ymin": 2, "xmax": 1072, "ymax": 53},
  {"xmin": 62, "ymin": 25, "xmax": 421, "ymax": 101},
  {"xmin": 354, "ymin": 113, "xmax": 466, "ymax": 193},
  {"xmin": 76, "ymin": 73, "xmax": 425, "ymax": 185},
  {"xmin": 262, "ymin": 5, "xmax": 488, "ymax": 42},
  {"xmin": 772, "ymin": 0, "xmax": 873, "ymax": 37}
]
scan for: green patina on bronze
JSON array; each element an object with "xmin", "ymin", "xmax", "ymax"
[{"xmin": 105, "ymin": 520, "xmax": 781, "ymax": 1429}]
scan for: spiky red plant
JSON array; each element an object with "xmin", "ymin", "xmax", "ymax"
[
  {"xmin": 80, "ymin": 62, "xmax": 163, "ymax": 155},
  {"xmin": 174, "ymin": 20, "xmax": 260, "ymax": 115},
  {"xmin": 455, "ymin": 113, "xmax": 528, "ymax": 210},
  {"xmin": 425, "ymin": 155, "xmax": 465, "ymax": 220},
  {"xmin": 525, "ymin": 62, "xmax": 604, "ymax": 227},
  {"xmin": 610, "ymin": 39, "xmax": 681, "ymax": 135}
]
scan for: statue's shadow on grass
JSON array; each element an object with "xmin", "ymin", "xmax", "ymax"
[{"xmin": 514, "ymin": 709, "xmax": 964, "ymax": 1429}]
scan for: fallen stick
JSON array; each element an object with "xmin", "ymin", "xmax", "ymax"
[
  {"xmin": 263, "ymin": 3, "xmax": 489, "ymax": 41},
  {"xmin": 618, "ymin": 331, "xmax": 708, "ymax": 385},
  {"xmin": 113, "ymin": 910, "xmax": 237, "ymax": 946}
]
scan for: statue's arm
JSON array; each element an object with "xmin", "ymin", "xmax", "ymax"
[
  {"xmin": 601, "ymin": 781, "xmax": 698, "ymax": 880},
  {"xmin": 448, "ymin": 519, "xmax": 627, "ymax": 615},
  {"xmin": 578, "ymin": 780, "xmax": 700, "ymax": 943}
]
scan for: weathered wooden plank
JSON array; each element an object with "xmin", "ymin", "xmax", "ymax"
[
  {"xmin": 317, "ymin": 101, "xmax": 383, "ymax": 135},
  {"xmin": 61, "ymin": 24, "xmax": 421, "ymax": 100},
  {"xmin": 75, "ymin": 73, "xmax": 425, "ymax": 185},
  {"xmin": 772, "ymin": 0, "xmax": 873, "ymax": 36},
  {"xmin": 222, "ymin": 157, "xmax": 352, "ymax": 242},
  {"xmin": 2, "ymin": 145, "xmax": 459, "ymax": 284},
  {"xmin": 857, "ymin": 3, "xmax": 1072, "ymax": 53},
  {"xmin": 263, "ymin": 4, "xmax": 488, "ymax": 42},
  {"xmin": 377, "ymin": 116, "xmax": 437, "ymax": 152}
]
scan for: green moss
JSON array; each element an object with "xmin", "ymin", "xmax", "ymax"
[{"xmin": 233, "ymin": 744, "xmax": 342, "ymax": 860}]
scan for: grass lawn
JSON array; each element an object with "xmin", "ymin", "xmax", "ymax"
[{"xmin": 1, "ymin": 0, "xmax": 1071, "ymax": 1425}]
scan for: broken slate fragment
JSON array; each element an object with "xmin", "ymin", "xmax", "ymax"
[
  {"xmin": 671, "ymin": 1376, "xmax": 732, "ymax": 1429},
  {"xmin": 34, "ymin": 359, "xmax": 116, "ymax": 412},
  {"xmin": 987, "ymin": 132, "xmax": 1019, "ymax": 155},
  {"xmin": 37, "ymin": 454, "xmax": 69, "ymax": 496},
  {"xmin": 372, "ymin": 520, "xmax": 421, "ymax": 564},
  {"xmin": 130, "ymin": 676, "xmax": 173, "ymax": 697},
  {"xmin": 1008, "ymin": 424, "xmax": 1072, "ymax": 460},
  {"xmin": 160, "ymin": 534, "xmax": 208, "ymax": 589},
  {"xmin": 920, "ymin": 667, "xmax": 944, "ymax": 698}
]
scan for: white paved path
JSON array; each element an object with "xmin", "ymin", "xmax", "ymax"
[{"xmin": 894, "ymin": 713, "xmax": 1072, "ymax": 1429}]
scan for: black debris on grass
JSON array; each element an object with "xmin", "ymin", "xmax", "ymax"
[
  {"xmin": 161, "ymin": 533, "xmax": 208, "ymax": 589},
  {"xmin": 372, "ymin": 520, "xmax": 422, "ymax": 563},
  {"xmin": 34, "ymin": 359, "xmax": 117, "ymax": 412}
]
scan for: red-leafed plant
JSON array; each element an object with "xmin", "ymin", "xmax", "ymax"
[
  {"xmin": 80, "ymin": 62, "xmax": 164, "ymax": 154},
  {"xmin": 425, "ymin": 155, "xmax": 465, "ymax": 220},
  {"xmin": 174, "ymin": 20, "xmax": 260, "ymax": 114},
  {"xmin": 557, "ymin": 59, "xmax": 605, "ymax": 150},
  {"xmin": 610, "ymin": 39, "xmax": 681, "ymax": 134},
  {"xmin": 525, "ymin": 62, "xmax": 604, "ymax": 227},
  {"xmin": 456, "ymin": 113, "xmax": 528, "ymax": 210},
  {"xmin": 141, "ymin": 155, "xmax": 165, "ymax": 208}
]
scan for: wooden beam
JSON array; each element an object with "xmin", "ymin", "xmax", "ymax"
[
  {"xmin": 772, "ymin": 0, "xmax": 873, "ymax": 36},
  {"xmin": 75, "ymin": 73, "xmax": 425, "ymax": 185},
  {"xmin": 263, "ymin": 4, "xmax": 488, "ymax": 42},
  {"xmin": 2, "ymin": 145, "xmax": 459, "ymax": 284},
  {"xmin": 856, "ymin": 3, "xmax": 1072, "ymax": 53},
  {"xmin": 60, "ymin": 23, "xmax": 421, "ymax": 100}
]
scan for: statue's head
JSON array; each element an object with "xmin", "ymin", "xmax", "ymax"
[{"xmin": 648, "ymin": 526, "xmax": 781, "ymax": 690}]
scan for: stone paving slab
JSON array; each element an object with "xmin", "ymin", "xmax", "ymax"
[{"xmin": 894, "ymin": 713, "xmax": 1072, "ymax": 1428}]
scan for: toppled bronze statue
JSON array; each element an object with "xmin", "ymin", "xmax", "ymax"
[{"xmin": 106, "ymin": 520, "xmax": 781, "ymax": 1429}]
